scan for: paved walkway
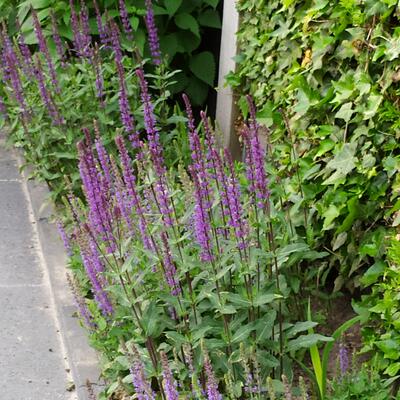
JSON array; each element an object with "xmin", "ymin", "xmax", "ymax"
[{"xmin": 0, "ymin": 136, "xmax": 76, "ymax": 399}]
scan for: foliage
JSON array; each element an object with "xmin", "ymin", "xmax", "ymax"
[
  {"xmin": 355, "ymin": 234, "xmax": 400, "ymax": 378},
  {"xmin": 230, "ymin": 0, "xmax": 400, "ymax": 290},
  {"xmin": 0, "ymin": 2, "xmax": 193, "ymax": 201},
  {"xmin": 57, "ymin": 91, "xmax": 339, "ymax": 398},
  {"xmin": 11, "ymin": 0, "xmax": 221, "ymax": 106},
  {"xmin": 327, "ymin": 359, "xmax": 396, "ymax": 400}
]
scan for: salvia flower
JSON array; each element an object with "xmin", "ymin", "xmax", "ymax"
[
  {"xmin": 119, "ymin": 0, "xmax": 133, "ymax": 41},
  {"xmin": 136, "ymin": 68, "xmax": 173, "ymax": 227},
  {"xmin": 15, "ymin": 18, "xmax": 34, "ymax": 78},
  {"xmin": 80, "ymin": 0, "xmax": 92, "ymax": 58},
  {"xmin": 67, "ymin": 274, "xmax": 96, "ymax": 329},
  {"xmin": 93, "ymin": 46, "xmax": 104, "ymax": 106},
  {"xmin": 1, "ymin": 31, "xmax": 29, "ymax": 118},
  {"xmin": 184, "ymin": 95, "xmax": 212, "ymax": 209},
  {"xmin": 130, "ymin": 346, "xmax": 155, "ymax": 400},
  {"xmin": 160, "ymin": 232, "xmax": 181, "ymax": 296},
  {"xmin": 339, "ymin": 341, "xmax": 349, "ymax": 377},
  {"xmin": 203, "ymin": 348, "xmax": 222, "ymax": 400},
  {"xmin": 144, "ymin": 0, "xmax": 161, "ymax": 65},
  {"xmin": 115, "ymin": 135, "xmax": 154, "ymax": 251},
  {"xmin": 225, "ymin": 149, "xmax": 248, "ymax": 250},
  {"xmin": 56, "ymin": 220, "xmax": 72, "ymax": 256},
  {"xmin": 69, "ymin": 0, "xmax": 82, "ymax": 55},
  {"xmin": 109, "ymin": 19, "xmax": 123, "ymax": 64},
  {"xmin": 31, "ymin": 7, "xmax": 60, "ymax": 93},
  {"xmin": 93, "ymin": 0, "xmax": 107, "ymax": 46},
  {"xmin": 0, "ymin": 95, "xmax": 7, "ymax": 119},
  {"xmin": 50, "ymin": 11, "xmax": 66, "ymax": 68},
  {"xmin": 34, "ymin": 55, "xmax": 63, "ymax": 125},
  {"xmin": 80, "ymin": 245, "xmax": 113, "ymax": 316},
  {"xmin": 161, "ymin": 352, "xmax": 179, "ymax": 400},
  {"xmin": 244, "ymin": 95, "xmax": 270, "ymax": 211},
  {"xmin": 77, "ymin": 135, "xmax": 116, "ymax": 253},
  {"xmin": 190, "ymin": 166, "xmax": 214, "ymax": 262}
]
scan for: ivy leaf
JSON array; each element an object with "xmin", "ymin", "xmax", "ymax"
[
  {"xmin": 332, "ymin": 232, "xmax": 347, "ymax": 251},
  {"xmin": 164, "ymin": 0, "xmax": 182, "ymax": 16},
  {"xmin": 322, "ymin": 204, "xmax": 340, "ymax": 231},
  {"xmin": 175, "ymin": 13, "xmax": 200, "ymax": 37},
  {"xmin": 189, "ymin": 51, "xmax": 216, "ymax": 86},
  {"xmin": 363, "ymin": 94, "xmax": 383, "ymax": 119},
  {"xmin": 335, "ymin": 102, "xmax": 353, "ymax": 122},
  {"xmin": 322, "ymin": 143, "xmax": 357, "ymax": 185}
]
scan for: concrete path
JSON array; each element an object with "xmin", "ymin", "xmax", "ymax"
[{"xmin": 0, "ymin": 133, "xmax": 101, "ymax": 399}]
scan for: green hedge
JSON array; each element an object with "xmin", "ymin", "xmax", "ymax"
[{"xmin": 229, "ymin": 0, "xmax": 400, "ymax": 290}]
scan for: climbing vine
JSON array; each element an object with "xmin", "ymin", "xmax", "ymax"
[{"xmin": 229, "ymin": 0, "xmax": 400, "ymax": 290}]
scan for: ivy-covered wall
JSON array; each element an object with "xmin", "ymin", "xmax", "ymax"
[{"xmin": 229, "ymin": 0, "xmax": 400, "ymax": 289}]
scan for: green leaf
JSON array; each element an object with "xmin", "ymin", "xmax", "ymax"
[
  {"xmin": 332, "ymin": 231, "xmax": 347, "ymax": 251},
  {"xmin": 202, "ymin": 0, "xmax": 219, "ymax": 7},
  {"xmin": 198, "ymin": 10, "xmax": 221, "ymax": 29},
  {"xmin": 219, "ymin": 305, "xmax": 237, "ymax": 314},
  {"xmin": 253, "ymin": 293, "xmax": 278, "ymax": 307},
  {"xmin": 165, "ymin": 0, "xmax": 182, "ymax": 16},
  {"xmin": 174, "ymin": 13, "xmax": 200, "ymax": 37},
  {"xmin": 189, "ymin": 51, "xmax": 216, "ymax": 86},
  {"xmin": 256, "ymin": 311, "xmax": 277, "ymax": 343},
  {"xmin": 322, "ymin": 204, "xmax": 340, "ymax": 230},
  {"xmin": 232, "ymin": 324, "xmax": 254, "ymax": 343},
  {"xmin": 185, "ymin": 76, "xmax": 209, "ymax": 106},
  {"xmin": 286, "ymin": 321, "xmax": 319, "ymax": 338},
  {"xmin": 363, "ymin": 94, "xmax": 383, "ymax": 119},
  {"xmin": 322, "ymin": 143, "xmax": 357, "ymax": 185},
  {"xmin": 288, "ymin": 333, "xmax": 333, "ymax": 352},
  {"xmin": 335, "ymin": 102, "xmax": 353, "ymax": 122},
  {"xmin": 360, "ymin": 260, "xmax": 386, "ymax": 286}
]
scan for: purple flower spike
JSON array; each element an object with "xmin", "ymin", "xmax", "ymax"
[
  {"xmin": 0, "ymin": 95, "xmax": 7, "ymax": 119},
  {"xmin": 15, "ymin": 18, "xmax": 34, "ymax": 78},
  {"xmin": 31, "ymin": 7, "xmax": 60, "ymax": 93},
  {"xmin": 136, "ymin": 68, "xmax": 173, "ymax": 227},
  {"xmin": 160, "ymin": 232, "xmax": 181, "ymax": 296},
  {"xmin": 225, "ymin": 149, "xmax": 248, "ymax": 250},
  {"xmin": 144, "ymin": 0, "xmax": 161, "ymax": 65},
  {"xmin": 115, "ymin": 136, "xmax": 154, "ymax": 251},
  {"xmin": 190, "ymin": 166, "xmax": 214, "ymax": 263},
  {"xmin": 184, "ymin": 95, "xmax": 212, "ymax": 209},
  {"xmin": 203, "ymin": 349, "xmax": 222, "ymax": 400},
  {"xmin": 243, "ymin": 96, "xmax": 270, "ymax": 211},
  {"xmin": 80, "ymin": 0, "xmax": 92, "ymax": 58},
  {"xmin": 0, "ymin": 28, "xmax": 29, "ymax": 117},
  {"xmin": 67, "ymin": 274, "xmax": 96, "ymax": 330},
  {"xmin": 34, "ymin": 55, "xmax": 63, "ymax": 125},
  {"xmin": 56, "ymin": 220, "xmax": 72, "ymax": 256},
  {"xmin": 161, "ymin": 352, "xmax": 179, "ymax": 400},
  {"xmin": 119, "ymin": 0, "xmax": 133, "ymax": 41},
  {"xmin": 339, "ymin": 342, "xmax": 349, "ymax": 377},
  {"xmin": 50, "ymin": 11, "xmax": 66, "ymax": 68},
  {"xmin": 69, "ymin": 0, "xmax": 82, "ymax": 55},
  {"xmin": 77, "ymin": 135, "xmax": 116, "ymax": 253},
  {"xmin": 80, "ymin": 245, "xmax": 113, "ymax": 317},
  {"xmin": 130, "ymin": 346, "xmax": 155, "ymax": 400}
]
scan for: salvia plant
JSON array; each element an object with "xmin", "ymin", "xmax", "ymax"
[
  {"xmin": 0, "ymin": 0, "xmax": 189, "ymax": 200},
  {"xmin": 58, "ymin": 85, "xmax": 335, "ymax": 398}
]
